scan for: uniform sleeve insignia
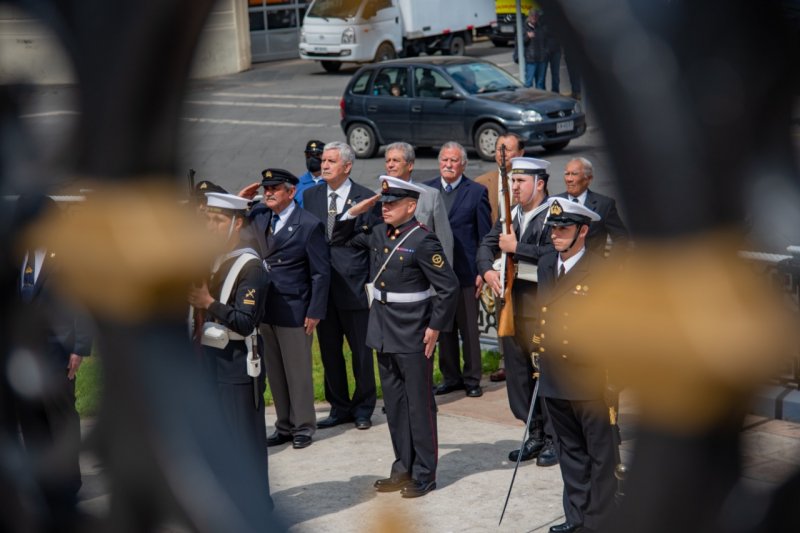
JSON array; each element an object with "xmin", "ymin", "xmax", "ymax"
[
  {"xmin": 432, "ymin": 254, "xmax": 444, "ymax": 268},
  {"xmin": 245, "ymin": 289, "xmax": 256, "ymax": 299},
  {"xmin": 243, "ymin": 299, "xmax": 256, "ymax": 305}
]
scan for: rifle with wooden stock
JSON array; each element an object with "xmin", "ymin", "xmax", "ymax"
[{"xmin": 497, "ymin": 145, "xmax": 515, "ymax": 337}]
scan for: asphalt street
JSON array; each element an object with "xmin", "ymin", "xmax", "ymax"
[{"xmin": 14, "ymin": 40, "xmax": 618, "ymax": 215}]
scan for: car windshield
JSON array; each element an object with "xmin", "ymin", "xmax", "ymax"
[
  {"xmin": 444, "ymin": 62, "xmax": 522, "ymax": 95},
  {"xmin": 307, "ymin": 0, "xmax": 362, "ymax": 20}
]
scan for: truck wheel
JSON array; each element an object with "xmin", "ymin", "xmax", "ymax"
[
  {"xmin": 474, "ymin": 122, "xmax": 506, "ymax": 161},
  {"xmin": 320, "ymin": 61, "xmax": 342, "ymax": 73},
  {"xmin": 491, "ymin": 38, "xmax": 510, "ymax": 47},
  {"xmin": 375, "ymin": 42, "xmax": 396, "ymax": 63},
  {"xmin": 541, "ymin": 140, "xmax": 570, "ymax": 153},
  {"xmin": 347, "ymin": 123, "xmax": 379, "ymax": 158},
  {"xmin": 445, "ymin": 35, "xmax": 466, "ymax": 56}
]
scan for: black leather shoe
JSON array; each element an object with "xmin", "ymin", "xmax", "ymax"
[
  {"xmin": 433, "ymin": 382, "xmax": 465, "ymax": 395},
  {"xmin": 549, "ymin": 522, "xmax": 582, "ymax": 533},
  {"xmin": 317, "ymin": 415, "xmax": 353, "ymax": 429},
  {"xmin": 374, "ymin": 475, "xmax": 411, "ymax": 492},
  {"xmin": 508, "ymin": 436, "xmax": 545, "ymax": 462},
  {"xmin": 355, "ymin": 417, "xmax": 372, "ymax": 430},
  {"xmin": 465, "ymin": 385, "xmax": 483, "ymax": 398},
  {"xmin": 292, "ymin": 435, "xmax": 312, "ymax": 449},
  {"xmin": 400, "ymin": 479, "xmax": 436, "ymax": 498},
  {"xmin": 536, "ymin": 439, "xmax": 558, "ymax": 467},
  {"xmin": 266, "ymin": 432, "xmax": 292, "ymax": 447}
]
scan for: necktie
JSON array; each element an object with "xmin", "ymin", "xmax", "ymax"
[
  {"xmin": 271, "ymin": 214, "xmax": 280, "ymax": 234},
  {"xmin": 21, "ymin": 254, "xmax": 35, "ymax": 303},
  {"xmin": 445, "ymin": 183, "xmax": 453, "ymax": 193},
  {"xmin": 327, "ymin": 192, "xmax": 337, "ymax": 239},
  {"xmin": 558, "ymin": 264, "xmax": 566, "ymax": 279},
  {"xmin": 572, "ymin": 197, "xmax": 580, "ymax": 203}
]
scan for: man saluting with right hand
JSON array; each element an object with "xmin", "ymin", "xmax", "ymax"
[{"xmin": 332, "ymin": 176, "xmax": 459, "ymax": 498}]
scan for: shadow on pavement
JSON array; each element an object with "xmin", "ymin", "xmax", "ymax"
[{"xmin": 271, "ymin": 474, "xmax": 382, "ymax": 526}]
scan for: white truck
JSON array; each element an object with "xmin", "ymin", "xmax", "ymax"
[{"xmin": 299, "ymin": 0, "xmax": 496, "ymax": 73}]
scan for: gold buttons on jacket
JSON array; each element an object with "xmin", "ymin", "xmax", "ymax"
[
  {"xmin": 562, "ymin": 340, "xmax": 569, "ymax": 345},
  {"xmin": 380, "ymin": 282, "xmax": 386, "ymax": 287},
  {"xmin": 540, "ymin": 320, "xmax": 546, "ymax": 326},
  {"xmin": 541, "ymin": 306, "xmax": 547, "ymax": 313},
  {"xmin": 538, "ymin": 347, "xmax": 545, "ymax": 353},
  {"xmin": 562, "ymin": 354, "xmax": 568, "ymax": 359},
  {"xmin": 384, "ymin": 247, "xmax": 389, "ymax": 253}
]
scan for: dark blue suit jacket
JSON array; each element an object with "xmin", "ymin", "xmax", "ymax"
[
  {"xmin": 425, "ymin": 176, "xmax": 492, "ymax": 287},
  {"xmin": 302, "ymin": 180, "xmax": 381, "ymax": 311},
  {"xmin": 246, "ymin": 202, "xmax": 330, "ymax": 327}
]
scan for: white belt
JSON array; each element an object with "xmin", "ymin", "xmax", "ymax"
[
  {"xmin": 372, "ymin": 287, "xmax": 434, "ymax": 303},
  {"xmin": 517, "ymin": 262, "xmax": 538, "ymax": 282}
]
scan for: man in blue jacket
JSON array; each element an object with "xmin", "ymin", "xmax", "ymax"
[
  {"xmin": 426, "ymin": 142, "xmax": 492, "ymax": 398},
  {"xmin": 247, "ymin": 168, "xmax": 331, "ymax": 450}
]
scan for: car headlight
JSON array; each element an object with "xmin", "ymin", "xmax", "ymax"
[
  {"xmin": 342, "ymin": 27, "xmax": 356, "ymax": 44},
  {"xmin": 301, "ymin": 30, "xmax": 306, "ymax": 44},
  {"xmin": 572, "ymin": 101, "xmax": 582, "ymax": 114},
  {"xmin": 522, "ymin": 110, "xmax": 543, "ymax": 123}
]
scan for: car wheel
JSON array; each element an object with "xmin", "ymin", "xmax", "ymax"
[
  {"xmin": 445, "ymin": 35, "xmax": 466, "ymax": 56},
  {"xmin": 347, "ymin": 123, "xmax": 379, "ymax": 158},
  {"xmin": 541, "ymin": 140, "xmax": 570, "ymax": 153},
  {"xmin": 474, "ymin": 122, "xmax": 506, "ymax": 161},
  {"xmin": 320, "ymin": 61, "xmax": 342, "ymax": 73},
  {"xmin": 375, "ymin": 42, "xmax": 396, "ymax": 63}
]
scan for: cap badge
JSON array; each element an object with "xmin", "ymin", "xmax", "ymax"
[
  {"xmin": 381, "ymin": 180, "xmax": 389, "ymax": 191},
  {"xmin": 265, "ymin": 171, "xmax": 272, "ymax": 178},
  {"xmin": 200, "ymin": 183, "xmax": 207, "ymax": 189},
  {"xmin": 550, "ymin": 200, "xmax": 563, "ymax": 216}
]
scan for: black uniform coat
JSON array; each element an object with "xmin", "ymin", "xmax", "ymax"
[
  {"xmin": 555, "ymin": 190, "xmax": 628, "ymax": 254},
  {"xmin": 302, "ymin": 180, "xmax": 380, "ymax": 310},
  {"xmin": 535, "ymin": 250, "xmax": 606, "ymax": 401},
  {"xmin": 331, "ymin": 217, "xmax": 459, "ymax": 353},
  {"xmin": 246, "ymin": 202, "xmax": 330, "ymax": 327}
]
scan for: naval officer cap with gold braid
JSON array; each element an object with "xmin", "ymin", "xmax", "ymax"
[
  {"xmin": 510, "ymin": 156, "xmax": 551, "ymax": 179},
  {"xmin": 379, "ymin": 175, "xmax": 425, "ymax": 202},
  {"xmin": 544, "ymin": 197, "xmax": 601, "ymax": 227},
  {"xmin": 204, "ymin": 192, "xmax": 251, "ymax": 216}
]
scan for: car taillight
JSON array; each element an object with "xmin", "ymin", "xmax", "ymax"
[{"xmin": 340, "ymin": 98, "xmax": 345, "ymax": 120}]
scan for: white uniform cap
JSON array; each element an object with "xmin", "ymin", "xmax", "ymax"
[
  {"xmin": 379, "ymin": 175, "xmax": 426, "ymax": 201},
  {"xmin": 510, "ymin": 157, "xmax": 551, "ymax": 175},
  {"xmin": 205, "ymin": 192, "xmax": 251, "ymax": 214},
  {"xmin": 544, "ymin": 197, "xmax": 601, "ymax": 226}
]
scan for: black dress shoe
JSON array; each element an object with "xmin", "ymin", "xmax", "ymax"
[
  {"xmin": 433, "ymin": 382, "xmax": 465, "ymax": 395},
  {"xmin": 536, "ymin": 439, "xmax": 558, "ymax": 467},
  {"xmin": 549, "ymin": 522, "xmax": 582, "ymax": 533},
  {"xmin": 292, "ymin": 435, "xmax": 312, "ymax": 449},
  {"xmin": 374, "ymin": 475, "xmax": 411, "ymax": 492},
  {"xmin": 317, "ymin": 415, "xmax": 353, "ymax": 429},
  {"xmin": 266, "ymin": 432, "xmax": 292, "ymax": 447},
  {"xmin": 354, "ymin": 417, "xmax": 372, "ymax": 430},
  {"xmin": 465, "ymin": 385, "xmax": 483, "ymax": 397},
  {"xmin": 508, "ymin": 436, "xmax": 545, "ymax": 462},
  {"xmin": 400, "ymin": 479, "xmax": 436, "ymax": 498}
]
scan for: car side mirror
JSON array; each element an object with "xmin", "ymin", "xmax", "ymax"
[{"xmin": 440, "ymin": 90, "xmax": 463, "ymax": 100}]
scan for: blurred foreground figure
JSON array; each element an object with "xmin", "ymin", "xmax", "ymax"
[
  {"xmin": 188, "ymin": 192, "xmax": 273, "ymax": 512},
  {"xmin": 10, "ymin": 194, "xmax": 94, "ymax": 527}
]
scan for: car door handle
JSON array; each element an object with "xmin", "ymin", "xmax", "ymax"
[
  {"xmin": 367, "ymin": 105, "xmax": 378, "ymax": 112},
  {"xmin": 411, "ymin": 105, "xmax": 422, "ymax": 112}
]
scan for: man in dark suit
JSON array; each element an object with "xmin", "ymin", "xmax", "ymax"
[
  {"xmin": 303, "ymin": 141, "xmax": 380, "ymax": 430},
  {"xmin": 12, "ymin": 195, "xmax": 94, "ymax": 519},
  {"xmin": 556, "ymin": 158, "xmax": 629, "ymax": 254},
  {"xmin": 535, "ymin": 198, "xmax": 616, "ymax": 533},
  {"xmin": 332, "ymin": 176, "xmax": 459, "ymax": 499},
  {"xmin": 477, "ymin": 157, "xmax": 558, "ymax": 467},
  {"xmin": 426, "ymin": 142, "xmax": 491, "ymax": 398},
  {"xmin": 247, "ymin": 168, "xmax": 330, "ymax": 450}
]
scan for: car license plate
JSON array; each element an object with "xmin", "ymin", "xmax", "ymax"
[
  {"xmin": 556, "ymin": 120, "xmax": 574, "ymax": 133},
  {"xmin": 313, "ymin": 46, "xmax": 328, "ymax": 52},
  {"xmin": 501, "ymin": 24, "xmax": 514, "ymax": 33}
]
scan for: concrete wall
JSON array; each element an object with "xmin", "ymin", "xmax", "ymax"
[{"xmin": 0, "ymin": 0, "xmax": 251, "ymax": 85}]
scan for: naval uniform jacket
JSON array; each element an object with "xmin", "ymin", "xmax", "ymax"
[
  {"xmin": 331, "ymin": 217, "xmax": 459, "ymax": 354},
  {"xmin": 246, "ymin": 202, "xmax": 330, "ymax": 327},
  {"xmin": 204, "ymin": 250, "xmax": 269, "ymax": 384},
  {"xmin": 534, "ymin": 251, "xmax": 606, "ymax": 401}
]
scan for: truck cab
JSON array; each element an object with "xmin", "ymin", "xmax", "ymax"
[{"xmin": 299, "ymin": 0, "xmax": 402, "ymax": 73}]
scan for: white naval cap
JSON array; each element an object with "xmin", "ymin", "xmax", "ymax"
[
  {"xmin": 510, "ymin": 157, "xmax": 551, "ymax": 175},
  {"xmin": 205, "ymin": 192, "xmax": 251, "ymax": 214},
  {"xmin": 544, "ymin": 197, "xmax": 601, "ymax": 226},
  {"xmin": 379, "ymin": 175, "xmax": 426, "ymax": 201}
]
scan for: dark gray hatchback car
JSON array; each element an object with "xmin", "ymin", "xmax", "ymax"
[{"xmin": 340, "ymin": 57, "xmax": 586, "ymax": 161}]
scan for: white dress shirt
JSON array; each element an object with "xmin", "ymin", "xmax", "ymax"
[
  {"xmin": 558, "ymin": 246, "xmax": 586, "ymax": 276},
  {"xmin": 327, "ymin": 178, "xmax": 353, "ymax": 214},
  {"xmin": 272, "ymin": 201, "xmax": 296, "ymax": 234},
  {"xmin": 568, "ymin": 190, "xmax": 588, "ymax": 205},
  {"xmin": 440, "ymin": 175, "xmax": 463, "ymax": 191}
]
